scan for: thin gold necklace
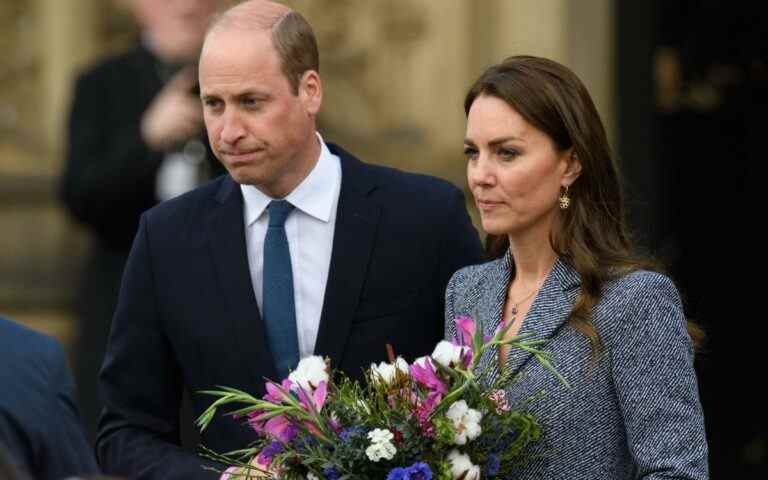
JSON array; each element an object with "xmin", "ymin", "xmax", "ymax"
[{"xmin": 507, "ymin": 279, "xmax": 544, "ymax": 316}]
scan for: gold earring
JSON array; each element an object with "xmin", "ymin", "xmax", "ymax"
[{"xmin": 558, "ymin": 185, "xmax": 571, "ymax": 210}]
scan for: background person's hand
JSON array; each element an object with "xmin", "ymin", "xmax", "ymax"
[{"xmin": 140, "ymin": 66, "xmax": 203, "ymax": 151}]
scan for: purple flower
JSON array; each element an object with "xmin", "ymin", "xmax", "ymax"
[
  {"xmin": 256, "ymin": 441, "xmax": 283, "ymax": 466},
  {"xmin": 485, "ymin": 454, "xmax": 500, "ymax": 477},
  {"xmin": 405, "ymin": 462, "xmax": 432, "ymax": 480},
  {"xmin": 386, "ymin": 467, "xmax": 408, "ymax": 480},
  {"xmin": 323, "ymin": 467, "xmax": 341, "ymax": 479},
  {"xmin": 340, "ymin": 426, "xmax": 366, "ymax": 443}
]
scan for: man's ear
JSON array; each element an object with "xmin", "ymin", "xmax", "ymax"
[{"xmin": 299, "ymin": 70, "xmax": 322, "ymax": 116}]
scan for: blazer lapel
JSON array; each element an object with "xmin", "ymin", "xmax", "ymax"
[
  {"xmin": 483, "ymin": 256, "xmax": 581, "ymax": 385},
  {"xmin": 313, "ymin": 146, "xmax": 381, "ymax": 368},
  {"xmin": 205, "ymin": 177, "xmax": 278, "ymax": 385}
]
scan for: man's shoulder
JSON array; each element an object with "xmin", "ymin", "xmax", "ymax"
[
  {"xmin": 0, "ymin": 318, "xmax": 63, "ymax": 402},
  {"xmin": 75, "ymin": 45, "xmax": 151, "ymax": 86},
  {"xmin": 331, "ymin": 143, "xmax": 462, "ymax": 199},
  {"xmin": 0, "ymin": 317, "xmax": 59, "ymax": 362},
  {"xmin": 143, "ymin": 174, "xmax": 230, "ymax": 226}
]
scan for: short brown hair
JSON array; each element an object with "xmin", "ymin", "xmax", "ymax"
[{"xmin": 271, "ymin": 11, "xmax": 319, "ymax": 94}]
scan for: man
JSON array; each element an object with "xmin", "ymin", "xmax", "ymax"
[
  {"xmin": 60, "ymin": 0, "xmax": 224, "ymax": 438},
  {"xmin": 0, "ymin": 316, "xmax": 99, "ymax": 480},
  {"xmin": 96, "ymin": 1, "xmax": 482, "ymax": 479}
]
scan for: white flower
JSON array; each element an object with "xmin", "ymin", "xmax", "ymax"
[
  {"xmin": 367, "ymin": 428, "xmax": 394, "ymax": 444},
  {"xmin": 306, "ymin": 474, "xmax": 320, "ymax": 480},
  {"xmin": 447, "ymin": 449, "xmax": 481, "ymax": 480},
  {"xmin": 369, "ymin": 357, "xmax": 409, "ymax": 384},
  {"xmin": 445, "ymin": 400, "xmax": 483, "ymax": 445},
  {"xmin": 431, "ymin": 341, "xmax": 470, "ymax": 368},
  {"xmin": 288, "ymin": 355, "xmax": 328, "ymax": 391},
  {"xmin": 365, "ymin": 428, "xmax": 397, "ymax": 462},
  {"xmin": 365, "ymin": 440, "xmax": 397, "ymax": 462}
]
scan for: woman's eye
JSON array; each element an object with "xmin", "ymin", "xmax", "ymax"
[
  {"xmin": 463, "ymin": 147, "xmax": 478, "ymax": 160},
  {"xmin": 498, "ymin": 148, "xmax": 520, "ymax": 160}
]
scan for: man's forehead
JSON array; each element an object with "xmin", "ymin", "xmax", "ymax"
[{"xmin": 201, "ymin": 26, "xmax": 272, "ymax": 60}]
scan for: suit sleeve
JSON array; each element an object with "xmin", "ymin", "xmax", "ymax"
[
  {"xmin": 436, "ymin": 187, "xmax": 483, "ymax": 314},
  {"xmin": 37, "ymin": 339, "xmax": 100, "ymax": 480},
  {"xmin": 609, "ymin": 274, "xmax": 709, "ymax": 479},
  {"xmin": 60, "ymin": 70, "xmax": 162, "ymax": 236},
  {"xmin": 96, "ymin": 214, "xmax": 221, "ymax": 479}
]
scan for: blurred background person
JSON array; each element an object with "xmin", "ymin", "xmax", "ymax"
[
  {"xmin": 0, "ymin": 316, "xmax": 99, "ymax": 480},
  {"xmin": 59, "ymin": 0, "xmax": 224, "ymax": 439}
]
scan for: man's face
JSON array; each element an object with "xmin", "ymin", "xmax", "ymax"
[
  {"xmin": 199, "ymin": 28, "xmax": 322, "ymax": 197},
  {"xmin": 131, "ymin": 0, "xmax": 219, "ymax": 61}
]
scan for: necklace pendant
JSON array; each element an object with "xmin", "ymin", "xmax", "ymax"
[{"xmin": 511, "ymin": 306, "xmax": 518, "ymax": 315}]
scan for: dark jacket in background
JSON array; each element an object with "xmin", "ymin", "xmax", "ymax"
[
  {"xmin": 0, "ymin": 317, "xmax": 99, "ymax": 480},
  {"xmin": 60, "ymin": 43, "xmax": 222, "ymax": 439}
]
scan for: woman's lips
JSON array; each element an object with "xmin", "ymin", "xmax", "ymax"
[{"xmin": 476, "ymin": 199, "xmax": 503, "ymax": 211}]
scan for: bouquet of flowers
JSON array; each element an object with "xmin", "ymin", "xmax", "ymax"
[{"xmin": 197, "ymin": 316, "xmax": 567, "ymax": 479}]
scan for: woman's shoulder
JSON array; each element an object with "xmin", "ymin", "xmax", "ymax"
[
  {"xmin": 604, "ymin": 269, "xmax": 681, "ymax": 304},
  {"xmin": 448, "ymin": 257, "xmax": 503, "ymax": 290},
  {"xmin": 597, "ymin": 269, "xmax": 686, "ymax": 335}
]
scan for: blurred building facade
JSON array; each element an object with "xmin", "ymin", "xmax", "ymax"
[{"xmin": 0, "ymin": 0, "xmax": 614, "ymax": 343}]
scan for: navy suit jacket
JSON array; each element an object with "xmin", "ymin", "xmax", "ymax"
[
  {"xmin": 0, "ymin": 317, "xmax": 99, "ymax": 480},
  {"xmin": 97, "ymin": 144, "xmax": 483, "ymax": 479}
]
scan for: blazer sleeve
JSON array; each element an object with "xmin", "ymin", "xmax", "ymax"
[
  {"xmin": 609, "ymin": 273, "xmax": 709, "ymax": 479},
  {"xmin": 37, "ymin": 339, "xmax": 100, "ymax": 480},
  {"xmin": 96, "ymin": 214, "xmax": 221, "ymax": 480},
  {"xmin": 437, "ymin": 188, "xmax": 482, "ymax": 340},
  {"xmin": 444, "ymin": 267, "xmax": 468, "ymax": 343},
  {"xmin": 436, "ymin": 188, "xmax": 483, "ymax": 296}
]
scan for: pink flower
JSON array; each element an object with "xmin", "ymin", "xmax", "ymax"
[
  {"xmin": 488, "ymin": 389, "xmax": 510, "ymax": 414},
  {"xmin": 410, "ymin": 357, "xmax": 448, "ymax": 394},
  {"xmin": 264, "ymin": 415, "xmax": 298, "ymax": 443},
  {"xmin": 454, "ymin": 316, "xmax": 476, "ymax": 347},
  {"xmin": 414, "ymin": 391, "xmax": 443, "ymax": 436},
  {"xmin": 264, "ymin": 378, "xmax": 294, "ymax": 404},
  {"xmin": 296, "ymin": 380, "xmax": 328, "ymax": 413},
  {"xmin": 246, "ymin": 410, "xmax": 266, "ymax": 434}
]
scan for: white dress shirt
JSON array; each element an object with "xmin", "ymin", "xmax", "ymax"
[{"xmin": 241, "ymin": 133, "xmax": 341, "ymax": 359}]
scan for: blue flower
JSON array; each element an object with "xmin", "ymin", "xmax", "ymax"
[
  {"xmin": 485, "ymin": 454, "xmax": 500, "ymax": 477},
  {"xmin": 405, "ymin": 462, "xmax": 432, "ymax": 480},
  {"xmin": 340, "ymin": 426, "xmax": 366, "ymax": 443},
  {"xmin": 256, "ymin": 441, "xmax": 283, "ymax": 464},
  {"xmin": 386, "ymin": 467, "xmax": 408, "ymax": 480},
  {"xmin": 323, "ymin": 467, "xmax": 341, "ymax": 479}
]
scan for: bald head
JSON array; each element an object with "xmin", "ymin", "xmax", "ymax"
[
  {"xmin": 202, "ymin": 0, "xmax": 318, "ymax": 93},
  {"xmin": 206, "ymin": 0, "xmax": 291, "ymax": 38}
]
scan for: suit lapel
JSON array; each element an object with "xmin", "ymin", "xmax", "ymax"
[
  {"xmin": 313, "ymin": 145, "xmax": 381, "ymax": 368},
  {"xmin": 205, "ymin": 177, "xmax": 278, "ymax": 385},
  {"xmin": 485, "ymin": 256, "xmax": 581, "ymax": 384}
]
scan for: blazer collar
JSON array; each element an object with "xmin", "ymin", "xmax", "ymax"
[
  {"xmin": 210, "ymin": 145, "xmax": 382, "ymax": 376},
  {"xmin": 479, "ymin": 252, "xmax": 582, "ymax": 384}
]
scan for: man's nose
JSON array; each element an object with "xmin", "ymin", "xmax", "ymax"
[{"xmin": 219, "ymin": 110, "xmax": 246, "ymax": 145}]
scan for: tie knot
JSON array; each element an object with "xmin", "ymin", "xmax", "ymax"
[{"xmin": 267, "ymin": 200, "xmax": 294, "ymax": 227}]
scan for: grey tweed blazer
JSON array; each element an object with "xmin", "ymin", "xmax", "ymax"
[{"xmin": 445, "ymin": 254, "xmax": 708, "ymax": 479}]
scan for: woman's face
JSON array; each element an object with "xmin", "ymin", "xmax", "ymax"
[{"xmin": 464, "ymin": 94, "xmax": 579, "ymax": 239}]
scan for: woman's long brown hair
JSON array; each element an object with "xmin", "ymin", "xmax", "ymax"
[{"xmin": 466, "ymin": 56, "xmax": 703, "ymax": 355}]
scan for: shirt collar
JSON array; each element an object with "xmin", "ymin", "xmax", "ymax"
[{"xmin": 241, "ymin": 132, "xmax": 340, "ymax": 226}]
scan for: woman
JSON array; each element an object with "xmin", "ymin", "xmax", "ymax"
[{"xmin": 445, "ymin": 56, "xmax": 708, "ymax": 479}]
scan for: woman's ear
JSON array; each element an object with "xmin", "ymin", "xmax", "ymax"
[{"xmin": 562, "ymin": 149, "xmax": 582, "ymax": 185}]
